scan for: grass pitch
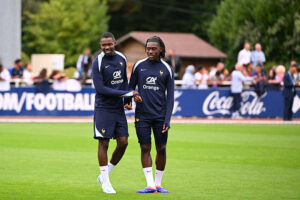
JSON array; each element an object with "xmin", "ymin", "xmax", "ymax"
[{"xmin": 0, "ymin": 123, "xmax": 300, "ymax": 200}]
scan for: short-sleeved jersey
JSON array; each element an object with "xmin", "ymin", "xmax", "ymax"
[
  {"xmin": 10, "ymin": 67, "xmax": 24, "ymax": 77},
  {"xmin": 92, "ymin": 51, "xmax": 132, "ymax": 111},
  {"xmin": 129, "ymin": 58, "xmax": 174, "ymax": 126}
]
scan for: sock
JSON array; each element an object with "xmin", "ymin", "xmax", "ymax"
[
  {"xmin": 99, "ymin": 166, "xmax": 111, "ymax": 185},
  {"xmin": 108, "ymin": 162, "xmax": 115, "ymax": 174},
  {"xmin": 155, "ymin": 169, "xmax": 164, "ymax": 187},
  {"xmin": 143, "ymin": 167, "xmax": 155, "ymax": 188}
]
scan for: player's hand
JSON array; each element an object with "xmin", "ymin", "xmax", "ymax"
[
  {"xmin": 132, "ymin": 90, "xmax": 139, "ymax": 96},
  {"xmin": 134, "ymin": 95, "xmax": 142, "ymax": 103},
  {"xmin": 124, "ymin": 102, "xmax": 132, "ymax": 110},
  {"xmin": 162, "ymin": 124, "xmax": 169, "ymax": 133},
  {"xmin": 132, "ymin": 91, "xmax": 142, "ymax": 103}
]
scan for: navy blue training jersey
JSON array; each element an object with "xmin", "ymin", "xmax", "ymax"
[
  {"xmin": 129, "ymin": 58, "xmax": 174, "ymax": 126},
  {"xmin": 92, "ymin": 51, "xmax": 133, "ymax": 110}
]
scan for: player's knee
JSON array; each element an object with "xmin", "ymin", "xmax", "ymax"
[
  {"xmin": 140, "ymin": 144, "xmax": 151, "ymax": 154},
  {"xmin": 156, "ymin": 145, "xmax": 166, "ymax": 155},
  {"xmin": 99, "ymin": 139, "xmax": 109, "ymax": 150},
  {"xmin": 117, "ymin": 140, "xmax": 128, "ymax": 150}
]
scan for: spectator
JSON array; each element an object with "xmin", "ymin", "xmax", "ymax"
[
  {"xmin": 283, "ymin": 64, "xmax": 298, "ymax": 121},
  {"xmin": 74, "ymin": 60, "xmax": 92, "ymax": 84},
  {"xmin": 210, "ymin": 62, "xmax": 228, "ymax": 88},
  {"xmin": 50, "ymin": 70, "xmax": 68, "ymax": 91},
  {"xmin": 210, "ymin": 62, "xmax": 224, "ymax": 79},
  {"xmin": 0, "ymin": 64, "xmax": 11, "ymax": 91},
  {"xmin": 165, "ymin": 49, "xmax": 182, "ymax": 79},
  {"xmin": 268, "ymin": 67, "xmax": 277, "ymax": 81},
  {"xmin": 34, "ymin": 68, "xmax": 50, "ymax": 93},
  {"xmin": 246, "ymin": 63, "xmax": 253, "ymax": 76},
  {"xmin": 266, "ymin": 66, "xmax": 280, "ymax": 90},
  {"xmin": 182, "ymin": 65, "xmax": 196, "ymax": 89},
  {"xmin": 237, "ymin": 42, "xmax": 251, "ymax": 67},
  {"xmin": 297, "ymin": 66, "xmax": 300, "ymax": 82},
  {"xmin": 194, "ymin": 65, "xmax": 208, "ymax": 89},
  {"xmin": 50, "ymin": 70, "xmax": 81, "ymax": 91},
  {"xmin": 23, "ymin": 63, "xmax": 34, "ymax": 86},
  {"xmin": 231, "ymin": 63, "xmax": 253, "ymax": 119},
  {"xmin": 251, "ymin": 43, "xmax": 266, "ymax": 69},
  {"xmin": 208, "ymin": 66, "xmax": 217, "ymax": 80},
  {"xmin": 222, "ymin": 68, "xmax": 229, "ymax": 80},
  {"xmin": 210, "ymin": 71, "xmax": 222, "ymax": 89},
  {"xmin": 275, "ymin": 65, "xmax": 286, "ymax": 83},
  {"xmin": 290, "ymin": 60, "xmax": 299, "ymax": 80},
  {"xmin": 76, "ymin": 48, "xmax": 91, "ymax": 71},
  {"xmin": 252, "ymin": 63, "xmax": 266, "ymax": 97},
  {"xmin": 10, "ymin": 59, "xmax": 24, "ymax": 79}
]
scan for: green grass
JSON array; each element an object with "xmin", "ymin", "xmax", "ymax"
[{"xmin": 0, "ymin": 123, "xmax": 300, "ymax": 200}]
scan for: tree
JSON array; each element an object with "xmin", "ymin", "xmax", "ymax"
[
  {"xmin": 209, "ymin": 0, "xmax": 300, "ymax": 69},
  {"xmin": 23, "ymin": 0, "xmax": 109, "ymax": 66},
  {"xmin": 107, "ymin": 0, "xmax": 220, "ymax": 41}
]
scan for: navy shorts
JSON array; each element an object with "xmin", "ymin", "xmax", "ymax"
[
  {"xmin": 135, "ymin": 119, "xmax": 168, "ymax": 145},
  {"xmin": 94, "ymin": 108, "xmax": 129, "ymax": 139}
]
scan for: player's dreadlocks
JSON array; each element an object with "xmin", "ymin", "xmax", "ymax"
[{"xmin": 145, "ymin": 36, "xmax": 166, "ymax": 59}]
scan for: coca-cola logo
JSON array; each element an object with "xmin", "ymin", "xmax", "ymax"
[
  {"xmin": 292, "ymin": 95, "xmax": 300, "ymax": 113},
  {"xmin": 202, "ymin": 91, "xmax": 266, "ymax": 116},
  {"xmin": 172, "ymin": 91, "xmax": 182, "ymax": 114}
]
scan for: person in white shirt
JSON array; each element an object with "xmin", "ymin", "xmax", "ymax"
[
  {"xmin": 182, "ymin": 65, "xmax": 196, "ymax": 89},
  {"xmin": 0, "ymin": 64, "xmax": 11, "ymax": 91},
  {"xmin": 76, "ymin": 49, "xmax": 91, "ymax": 70},
  {"xmin": 194, "ymin": 65, "xmax": 208, "ymax": 89},
  {"xmin": 251, "ymin": 43, "xmax": 266, "ymax": 70},
  {"xmin": 237, "ymin": 43, "xmax": 251, "ymax": 66},
  {"xmin": 231, "ymin": 63, "xmax": 253, "ymax": 118},
  {"xmin": 23, "ymin": 64, "xmax": 34, "ymax": 86}
]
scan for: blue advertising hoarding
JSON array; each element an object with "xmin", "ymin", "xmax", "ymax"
[{"xmin": 0, "ymin": 87, "xmax": 300, "ymax": 118}]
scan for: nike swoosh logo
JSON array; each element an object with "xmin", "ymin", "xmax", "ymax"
[
  {"xmin": 141, "ymin": 69, "xmax": 147, "ymax": 71},
  {"xmin": 105, "ymin": 65, "xmax": 110, "ymax": 68}
]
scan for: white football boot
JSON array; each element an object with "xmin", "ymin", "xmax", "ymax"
[
  {"xmin": 102, "ymin": 183, "xmax": 116, "ymax": 194},
  {"xmin": 97, "ymin": 175, "xmax": 116, "ymax": 194}
]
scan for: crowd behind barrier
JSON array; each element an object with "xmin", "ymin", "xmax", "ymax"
[
  {"xmin": 1, "ymin": 42, "xmax": 299, "ymax": 120},
  {"xmin": 5, "ymin": 78, "xmax": 299, "ymax": 89}
]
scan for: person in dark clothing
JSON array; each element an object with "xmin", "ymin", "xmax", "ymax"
[
  {"xmin": 10, "ymin": 59, "xmax": 24, "ymax": 79},
  {"xmin": 129, "ymin": 36, "xmax": 174, "ymax": 193},
  {"xmin": 34, "ymin": 68, "xmax": 50, "ymax": 93},
  {"xmin": 252, "ymin": 63, "xmax": 266, "ymax": 97},
  {"xmin": 92, "ymin": 32, "xmax": 140, "ymax": 194},
  {"xmin": 283, "ymin": 64, "xmax": 298, "ymax": 121},
  {"xmin": 165, "ymin": 49, "xmax": 181, "ymax": 79}
]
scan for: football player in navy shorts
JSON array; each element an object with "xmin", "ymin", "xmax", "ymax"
[
  {"xmin": 128, "ymin": 36, "xmax": 174, "ymax": 193},
  {"xmin": 92, "ymin": 32, "xmax": 141, "ymax": 194}
]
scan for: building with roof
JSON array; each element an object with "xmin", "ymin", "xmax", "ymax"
[{"xmin": 116, "ymin": 31, "xmax": 227, "ymax": 77}]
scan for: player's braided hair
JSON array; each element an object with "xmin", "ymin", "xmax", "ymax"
[{"xmin": 145, "ymin": 36, "xmax": 166, "ymax": 59}]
